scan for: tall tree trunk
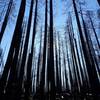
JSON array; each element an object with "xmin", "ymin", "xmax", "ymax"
[
  {"xmin": 39, "ymin": 0, "xmax": 48, "ymax": 99},
  {"xmin": 54, "ymin": 32, "xmax": 60, "ymax": 93},
  {"xmin": 62, "ymin": 41, "xmax": 69, "ymax": 91},
  {"xmin": 0, "ymin": 0, "xmax": 13, "ymax": 43},
  {"xmin": 25, "ymin": 0, "xmax": 38, "ymax": 99},
  {"xmin": 17, "ymin": 21, "xmax": 27, "ymax": 76},
  {"xmin": 0, "ymin": 0, "xmax": 26, "ymax": 99},
  {"xmin": 36, "ymin": 26, "xmax": 43, "ymax": 91},
  {"xmin": 64, "ymin": 33, "xmax": 73, "ymax": 93},
  {"xmin": 24, "ymin": 53, "xmax": 32, "ymax": 100},
  {"xmin": 65, "ymin": 37, "xmax": 73, "ymax": 94},
  {"xmin": 47, "ymin": 0, "xmax": 55, "ymax": 99},
  {"xmin": 55, "ymin": 41, "xmax": 59, "ymax": 91},
  {"xmin": 57, "ymin": 32, "xmax": 62, "ymax": 93},
  {"xmin": 72, "ymin": 0, "xmax": 100, "ymax": 95}
]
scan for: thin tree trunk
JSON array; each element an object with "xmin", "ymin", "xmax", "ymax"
[
  {"xmin": 17, "ymin": 21, "xmax": 27, "ymax": 77},
  {"xmin": 36, "ymin": 26, "xmax": 43, "ymax": 91},
  {"xmin": 66, "ymin": 39, "xmax": 73, "ymax": 95},
  {"xmin": 39, "ymin": 0, "xmax": 48, "ymax": 99},
  {"xmin": 47, "ymin": 0, "xmax": 55, "ymax": 99},
  {"xmin": 54, "ymin": 32, "xmax": 60, "ymax": 93},
  {"xmin": 62, "ymin": 41, "xmax": 69, "ymax": 91},
  {"xmin": 25, "ymin": 0, "xmax": 38, "ymax": 99},
  {"xmin": 57, "ymin": 32, "xmax": 62, "ymax": 93}
]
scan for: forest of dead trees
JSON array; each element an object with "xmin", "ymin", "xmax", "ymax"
[{"xmin": 0, "ymin": 0, "xmax": 100, "ymax": 100}]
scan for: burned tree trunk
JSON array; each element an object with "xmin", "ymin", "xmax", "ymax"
[{"xmin": 47, "ymin": 0, "xmax": 55, "ymax": 99}]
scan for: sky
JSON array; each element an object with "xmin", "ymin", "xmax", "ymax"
[{"xmin": 0, "ymin": 0, "xmax": 100, "ymax": 73}]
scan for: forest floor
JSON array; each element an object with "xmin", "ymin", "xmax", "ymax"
[{"xmin": 32, "ymin": 92, "xmax": 100, "ymax": 100}]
